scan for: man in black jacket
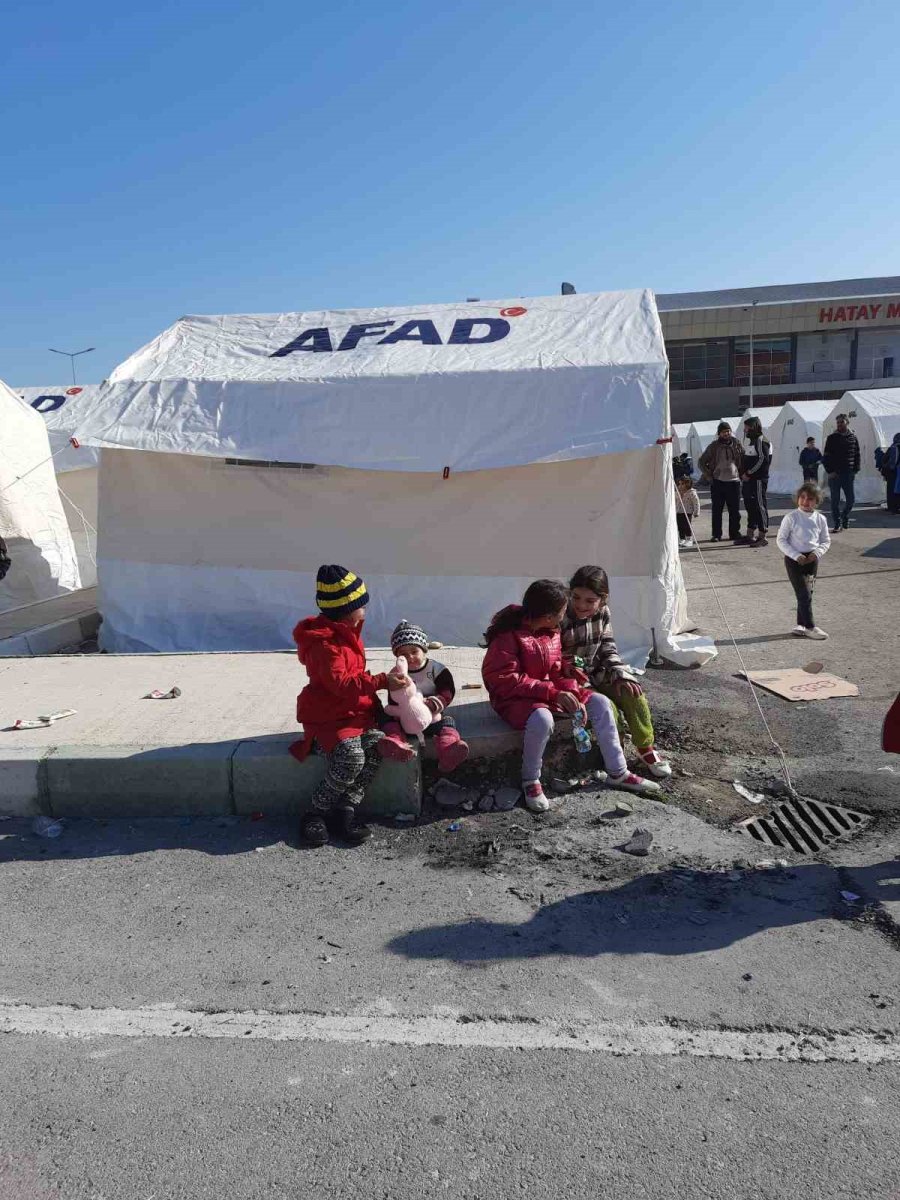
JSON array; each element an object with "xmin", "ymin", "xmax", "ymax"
[
  {"xmin": 740, "ymin": 415, "xmax": 772, "ymax": 546},
  {"xmin": 822, "ymin": 413, "xmax": 861, "ymax": 532}
]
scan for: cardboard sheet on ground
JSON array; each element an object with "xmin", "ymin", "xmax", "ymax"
[{"xmin": 740, "ymin": 668, "xmax": 858, "ymax": 702}]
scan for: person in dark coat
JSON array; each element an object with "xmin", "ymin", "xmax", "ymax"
[
  {"xmin": 798, "ymin": 437, "xmax": 823, "ymax": 483},
  {"xmin": 822, "ymin": 413, "xmax": 861, "ymax": 533}
]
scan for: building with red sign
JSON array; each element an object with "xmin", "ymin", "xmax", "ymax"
[{"xmin": 657, "ymin": 276, "xmax": 900, "ymax": 423}]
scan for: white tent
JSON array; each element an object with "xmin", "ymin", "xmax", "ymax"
[
  {"xmin": 672, "ymin": 423, "xmax": 691, "ymax": 458},
  {"xmin": 71, "ymin": 290, "xmax": 707, "ymax": 665},
  {"xmin": 767, "ymin": 401, "xmax": 833, "ymax": 495},
  {"xmin": 824, "ymin": 390, "xmax": 900, "ymax": 503},
  {"xmin": 742, "ymin": 407, "xmax": 780, "ymax": 430},
  {"xmin": 687, "ymin": 417, "xmax": 742, "ymax": 465},
  {"xmin": 0, "ymin": 379, "xmax": 81, "ymax": 614},
  {"xmin": 16, "ymin": 386, "xmax": 100, "ymax": 587}
]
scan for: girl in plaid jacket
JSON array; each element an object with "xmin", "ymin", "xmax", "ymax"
[{"xmin": 560, "ymin": 565, "xmax": 672, "ymax": 780}]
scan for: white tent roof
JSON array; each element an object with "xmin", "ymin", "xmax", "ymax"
[
  {"xmin": 833, "ymin": 389, "xmax": 900, "ymax": 444},
  {"xmin": 742, "ymin": 408, "xmax": 780, "ymax": 429},
  {"xmin": 15, "ymin": 387, "xmax": 101, "ymax": 472},
  {"xmin": 71, "ymin": 290, "xmax": 667, "ymax": 473},
  {"xmin": 0, "ymin": 379, "xmax": 81, "ymax": 612}
]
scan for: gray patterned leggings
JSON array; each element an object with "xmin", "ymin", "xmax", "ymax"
[{"xmin": 312, "ymin": 729, "xmax": 384, "ymax": 811}]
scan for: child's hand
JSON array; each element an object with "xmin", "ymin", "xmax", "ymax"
[
  {"xmin": 386, "ymin": 672, "xmax": 407, "ymax": 692},
  {"xmin": 556, "ymin": 691, "xmax": 582, "ymax": 715}
]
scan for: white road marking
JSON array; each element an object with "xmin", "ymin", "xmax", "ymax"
[{"xmin": 1, "ymin": 1000, "xmax": 898, "ymax": 1064}]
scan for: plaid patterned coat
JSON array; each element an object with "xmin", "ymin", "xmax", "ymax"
[{"xmin": 560, "ymin": 607, "xmax": 635, "ymax": 687}]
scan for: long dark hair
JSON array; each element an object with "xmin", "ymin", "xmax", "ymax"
[
  {"xmin": 483, "ymin": 579, "xmax": 569, "ymax": 645},
  {"xmin": 743, "ymin": 416, "xmax": 763, "ymax": 440},
  {"xmin": 569, "ymin": 565, "xmax": 609, "ymax": 599}
]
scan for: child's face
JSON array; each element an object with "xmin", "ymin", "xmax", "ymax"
[
  {"xmin": 570, "ymin": 587, "xmax": 605, "ymax": 621},
  {"xmin": 396, "ymin": 643, "xmax": 427, "ymax": 670},
  {"xmin": 525, "ymin": 603, "xmax": 568, "ymax": 633},
  {"xmin": 798, "ymin": 493, "xmax": 817, "ymax": 514},
  {"xmin": 336, "ymin": 610, "xmax": 366, "ymax": 629}
]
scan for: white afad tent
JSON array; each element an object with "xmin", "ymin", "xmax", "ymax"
[
  {"xmin": 72, "ymin": 290, "xmax": 712, "ymax": 666},
  {"xmin": 766, "ymin": 400, "xmax": 833, "ymax": 495},
  {"xmin": 687, "ymin": 416, "xmax": 742, "ymax": 465},
  {"xmin": 671, "ymin": 423, "xmax": 692, "ymax": 458},
  {"xmin": 0, "ymin": 379, "xmax": 81, "ymax": 614},
  {"xmin": 16, "ymin": 386, "xmax": 100, "ymax": 587},
  {"xmin": 824, "ymin": 389, "xmax": 900, "ymax": 503}
]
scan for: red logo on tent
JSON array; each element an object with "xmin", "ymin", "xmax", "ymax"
[
  {"xmin": 66, "ymin": 387, "xmax": 83, "ymax": 395},
  {"xmin": 500, "ymin": 306, "xmax": 527, "ymax": 318}
]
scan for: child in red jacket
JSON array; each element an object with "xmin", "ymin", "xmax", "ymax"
[
  {"xmin": 292, "ymin": 564, "xmax": 404, "ymax": 847},
  {"xmin": 481, "ymin": 579, "xmax": 661, "ymax": 812}
]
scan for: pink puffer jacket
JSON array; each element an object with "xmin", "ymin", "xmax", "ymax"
[{"xmin": 481, "ymin": 606, "xmax": 587, "ymax": 730}]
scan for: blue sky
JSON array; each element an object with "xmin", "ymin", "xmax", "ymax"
[{"xmin": 3, "ymin": 0, "xmax": 899, "ymax": 384}]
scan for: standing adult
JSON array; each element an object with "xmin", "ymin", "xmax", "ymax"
[
  {"xmin": 698, "ymin": 421, "xmax": 744, "ymax": 543},
  {"xmin": 884, "ymin": 432, "xmax": 900, "ymax": 515},
  {"xmin": 740, "ymin": 415, "xmax": 772, "ymax": 547},
  {"xmin": 822, "ymin": 413, "xmax": 860, "ymax": 533},
  {"xmin": 798, "ymin": 437, "xmax": 823, "ymax": 483}
]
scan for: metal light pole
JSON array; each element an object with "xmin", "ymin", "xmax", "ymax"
[
  {"xmin": 748, "ymin": 301, "xmax": 758, "ymax": 409},
  {"xmin": 49, "ymin": 346, "xmax": 95, "ymax": 386}
]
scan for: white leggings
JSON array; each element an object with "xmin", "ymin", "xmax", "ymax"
[{"xmin": 522, "ymin": 693, "xmax": 627, "ymax": 783}]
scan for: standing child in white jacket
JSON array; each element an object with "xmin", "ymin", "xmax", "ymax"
[{"xmin": 776, "ymin": 482, "xmax": 831, "ymax": 640}]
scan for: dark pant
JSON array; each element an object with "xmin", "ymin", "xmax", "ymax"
[
  {"xmin": 311, "ymin": 730, "xmax": 383, "ymax": 811},
  {"xmin": 784, "ymin": 555, "xmax": 818, "ymax": 629},
  {"xmin": 888, "ymin": 475, "xmax": 900, "ymax": 514},
  {"xmin": 829, "ymin": 470, "xmax": 855, "ymax": 527},
  {"xmin": 676, "ymin": 513, "xmax": 693, "ymax": 538},
  {"xmin": 710, "ymin": 479, "xmax": 741, "ymax": 539},
  {"xmin": 802, "ymin": 468, "xmax": 819, "ymax": 482},
  {"xmin": 742, "ymin": 477, "xmax": 769, "ymax": 535}
]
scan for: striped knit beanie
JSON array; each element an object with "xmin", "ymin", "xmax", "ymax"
[
  {"xmin": 391, "ymin": 620, "xmax": 428, "ymax": 654},
  {"xmin": 316, "ymin": 565, "xmax": 370, "ymax": 618}
]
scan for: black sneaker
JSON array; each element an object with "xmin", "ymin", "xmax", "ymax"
[
  {"xmin": 298, "ymin": 812, "xmax": 329, "ymax": 847},
  {"xmin": 831, "ymin": 525, "xmax": 842, "ymax": 534},
  {"xmin": 710, "ymin": 536, "xmax": 722, "ymax": 542},
  {"xmin": 733, "ymin": 535, "xmax": 750, "ymax": 544},
  {"xmin": 330, "ymin": 804, "xmax": 372, "ymax": 846},
  {"xmin": 755, "ymin": 536, "xmax": 769, "ymax": 547}
]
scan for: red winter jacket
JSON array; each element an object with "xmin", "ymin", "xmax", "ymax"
[
  {"xmin": 481, "ymin": 606, "xmax": 587, "ymax": 731},
  {"xmin": 291, "ymin": 616, "xmax": 390, "ymax": 760}
]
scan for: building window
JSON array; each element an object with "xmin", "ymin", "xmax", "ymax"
[
  {"xmin": 733, "ymin": 337, "xmax": 791, "ymax": 387},
  {"xmin": 667, "ymin": 340, "xmax": 729, "ymax": 390}
]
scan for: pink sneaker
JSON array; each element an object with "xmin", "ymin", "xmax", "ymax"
[
  {"xmin": 522, "ymin": 781, "xmax": 550, "ymax": 812},
  {"xmin": 607, "ymin": 770, "xmax": 661, "ymax": 796},
  {"xmin": 636, "ymin": 746, "xmax": 672, "ymax": 779}
]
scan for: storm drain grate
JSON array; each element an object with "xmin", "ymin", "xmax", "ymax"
[{"xmin": 737, "ymin": 797, "xmax": 871, "ymax": 855}]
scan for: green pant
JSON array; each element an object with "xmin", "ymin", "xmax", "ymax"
[{"xmin": 593, "ymin": 682, "xmax": 655, "ymax": 749}]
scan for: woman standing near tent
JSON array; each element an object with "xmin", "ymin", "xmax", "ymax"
[{"xmin": 481, "ymin": 580, "xmax": 660, "ymax": 813}]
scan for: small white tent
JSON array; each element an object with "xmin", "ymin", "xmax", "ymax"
[
  {"xmin": 767, "ymin": 401, "xmax": 833, "ymax": 495},
  {"xmin": 687, "ymin": 417, "xmax": 742, "ymax": 466},
  {"xmin": 16, "ymin": 386, "xmax": 100, "ymax": 587},
  {"xmin": 0, "ymin": 379, "xmax": 81, "ymax": 614},
  {"xmin": 72, "ymin": 290, "xmax": 705, "ymax": 664},
  {"xmin": 824, "ymin": 390, "xmax": 900, "ymax": 503},
  {"xmin": 742, "ymin": 407, "xmax": 780, "ymax": 430},
  {"xmin": 672, "ymin": 423, "xmax": 692, "ymax": 458}
]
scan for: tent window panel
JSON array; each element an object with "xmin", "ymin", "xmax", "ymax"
[{"xmin": 224, "ymin": 458, "xmax": 322, "ymax": 470}]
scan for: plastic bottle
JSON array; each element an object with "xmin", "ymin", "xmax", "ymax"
[{"xmin": 572, "ymin": 708, "xmax": 592, "ymax": 754}]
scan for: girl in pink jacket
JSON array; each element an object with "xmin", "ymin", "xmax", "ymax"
[{"xmin": 481, "ymin": 579, "xmax": 660, "ymax": 812}]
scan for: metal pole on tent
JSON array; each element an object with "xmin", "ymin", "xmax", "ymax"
[{"xmin": 49, "ymin": 346, "xmax": 95, "ymax": 386}]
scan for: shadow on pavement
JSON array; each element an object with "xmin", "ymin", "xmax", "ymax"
[{"xmin": 387, "ymin": 860, "xmax": 900, "ymax": 961}]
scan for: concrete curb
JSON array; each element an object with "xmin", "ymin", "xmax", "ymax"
[
  {"xmin": 1, "ymin": 737, "xmax": 423, "ymax": 820},
  {"xmin": 0, "ymin": 611, "xmax": 99, "ymax": 658}
]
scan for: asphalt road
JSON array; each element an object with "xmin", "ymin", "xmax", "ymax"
[{"xmin": 1, "ymin": 491, "xmax": 898, "ymax": 1199}]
